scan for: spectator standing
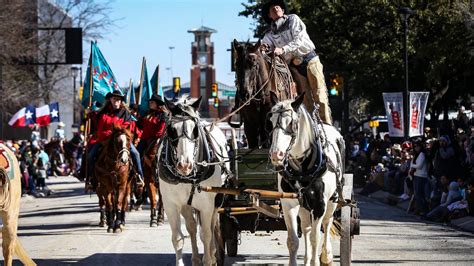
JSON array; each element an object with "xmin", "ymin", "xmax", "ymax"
[
  {"xmin": 54, "ymin": 122, "xmax": 66, "ymax": 140},
  {"xmin": 411, "ymin": 140, "xmax": 431, "ymax": 215},
  {"xmin": 31, "ymin": 124, "xmax": 41, "ymax": 148},
  {"xmin": 453, "ymin": 106, "xmax": 469, "ymax": 132}
]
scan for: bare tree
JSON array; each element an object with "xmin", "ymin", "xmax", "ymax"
[
  {"xmin": 37, "ymin": 0, "xmax": 119, "ymax": 104},
  {"xmin": 0, "ymin": 0, "xmax": 118, "ymax": 117},
  {"xmin": 0, "ymin": 0, "xmax": 39, "ymax": 112}
]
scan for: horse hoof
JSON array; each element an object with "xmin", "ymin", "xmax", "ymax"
[
  {"xmin": 135, "ymin": 206, "xmax": 143, "ymax": 211},
  {"xmin": 99, "ymin": 221, "xmax": 106, "ymax": 227},
  {"xmin": 320, "ymin": 260, "xmax": 333, "ymax": 266},
  {"xmin": 114, "ymin": 225, "xmax": 124, "ymax": 233},
  {"xmin": 107, "ymin": 227, "xmax": 114, "ymax": 233},
  {"xmin": 150, "ymin": 220, "xmax": 158, "ymax": 227}
]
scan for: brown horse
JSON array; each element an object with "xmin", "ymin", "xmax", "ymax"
[
  {"xmin": 231, "ymin": 39, "xmax": 295, "ymax": 148},
  {"xmin": 94, "ymin": 126, "xmax": 133, "ymax": 233},
  {"xmin": 0, "ymin": 144, "xmax": 36, "ymax": 266},
  {"xmin": 134, "ymin": 139, "xmax": 164, "ymax": 227}
]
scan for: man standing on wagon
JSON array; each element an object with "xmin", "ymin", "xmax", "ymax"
[{"xmin": 261, "ymin": 0, "xmax": 332, "ymax": 125}]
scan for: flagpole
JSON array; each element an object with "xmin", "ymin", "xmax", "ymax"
[
  {"xmin": 84, "ymin": 41, "xmax": 94, "ymax": 189},
  {"xmin": 155, "ymin": 65, "xmax": 160, "ymax": 95},
  {"xmin": 85, "ymin": 42, "xmax": 94, "ymax": 146},
  {"xmin": 128, "ymin": 78, "xmax": 134, "ymax": 105},
  {"xmin": 137, "ymin": 57, "xmax": 145, "ymax": 105}
]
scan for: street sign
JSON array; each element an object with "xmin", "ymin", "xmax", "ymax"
[{"xmin": 222, "ymin": 90, "xmax": 235, "ymax": 97}]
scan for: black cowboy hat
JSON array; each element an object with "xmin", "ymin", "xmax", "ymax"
[
  {"xmin": 148, "ymin": 93, "xmax": 165, "ymax": 106},
  {"xmin": 105, "ymin": 89, "xmax": 126, "ymax": 100},
  {"xmin": 261, "ymin": 0, "xmax": 288, "ymax": 24}
]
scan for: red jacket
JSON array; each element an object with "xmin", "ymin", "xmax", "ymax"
[
  {"xmin": 89, "ymin": 106, "xmax": 141, "ymax": 145},
  {"xmin": 138, "ymin": 111, "xmax": 166, "ymax": 141}
]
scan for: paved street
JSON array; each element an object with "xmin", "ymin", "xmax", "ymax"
[{"xmin": 3, "ymin": 176, "xmax": 474, "ymax": 265}]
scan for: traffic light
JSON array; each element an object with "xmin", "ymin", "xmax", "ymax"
[
  {"xmin": 213, "ymin": 97, "xmax": 219, "ymax": 108},
  {"xmin": 173, "ymin": 77, "xmax": 180, "ymax": 94},
  {"xmin": 328, "ymin": 74, "xmax": 343, "ymax": 96},
  {"xmin": 211, "ymin": 82, "xmax": 218, "ymax": 98},
  {"xmin": 79, "ymin": 86, "xmax": 83, "ymax": 100}
]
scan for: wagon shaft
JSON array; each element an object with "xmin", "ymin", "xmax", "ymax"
[{"xmin": 200, "ymin": 186, "xmax": 298, "ymax": 199}]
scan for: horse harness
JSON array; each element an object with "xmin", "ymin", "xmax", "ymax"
[
  {"xmin": 270, "ymin": 105, "xmax": 352, "ymax": 216},
  {"xmin": 158, "ymin": 113, "xmax": 230, "ymax": 205}
]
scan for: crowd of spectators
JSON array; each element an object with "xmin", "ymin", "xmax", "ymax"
[
  {"xmin": 348, "ymin": 105, "xmax": 474, "ymax": 223},
  {"xmin": 2, "ymin": 124, "xmax": 83, "ymax": 197}
]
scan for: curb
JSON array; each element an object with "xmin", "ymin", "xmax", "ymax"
[{"xmin": 355, "ymin": 189, "xmax": 474, "ymax": 234}]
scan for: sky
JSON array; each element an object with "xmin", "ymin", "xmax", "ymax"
[{"xmin": 96, "ymin": 0, "xmax": 257, "ymax": 88}]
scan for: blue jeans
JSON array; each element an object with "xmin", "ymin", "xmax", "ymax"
[
  {"xmin": 130, "ymin": 144, "xmax": 144, "ymax": 177},
  {"xmin": 413, "ymin": 176, "xmax": 431, "ymax": 213},
  {"xmin": 87, "ymin": 143, "xmax": 101, "ymax": 178},
  {"xmin": 87, "ymin": 143, "xmax": 143, "ymax": 178}
]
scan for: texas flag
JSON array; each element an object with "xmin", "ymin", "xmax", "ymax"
[
  {"xmin": 8, "ymin": 105, "xmax": 36, "ymax": 128},
  {"xmin": 36, "ymin": 102, "xmax": 60, "ymax": 126}
]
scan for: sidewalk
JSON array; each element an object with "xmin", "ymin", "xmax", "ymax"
[{"xmin": 355, "ymin": 188, "xmax": 474, "ymax": 234}]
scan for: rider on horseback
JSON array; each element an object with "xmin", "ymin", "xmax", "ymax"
[
  {"xmin": 86, "ymin": 90, "xmax": 144, "ymax": 190},
  {"xmin": 261, "ymin": 0, "xmax": 332, "ymax": 125},
  {"xmin": 137, "ymin": 93, "xmax": 167, "ymax": 155}
]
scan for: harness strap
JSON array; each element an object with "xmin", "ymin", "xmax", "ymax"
[
  {"xmin": 187, "ymin": 182, "xmax": 198, "ymax": 205},
  {"xmin": 326, "ymin": 145, "xmax": 355, "ymax": 208}
]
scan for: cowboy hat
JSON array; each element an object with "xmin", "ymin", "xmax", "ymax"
[
  {"xmin": 149, "ymin": 94, "xmax": 165, "ymax": 106},
  {"xmin": 58, "ymin": 121, "xmax": 65, "ymax": 127},
  {"xmin": 261, "ymin": 0, "xmax": 288, "ymax": 24},
  {"xmin": 105, "ymin": 89, "xmax": 126, "ymax": 100},
  {"xmin": 392, "ymin": 143, "xmax": 402, "ymax": 151}
]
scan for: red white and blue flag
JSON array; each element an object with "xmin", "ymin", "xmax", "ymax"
[
  {"xmin": 35, "ymin": 102, "xmax": 60, "ymax": 126},
  {"xmin": 8, "ymin": 105, "xmax": 36, "ymax": 128}
]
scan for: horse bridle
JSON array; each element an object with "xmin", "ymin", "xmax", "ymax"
[
  {"xmin": 236, "ymin": 52, "xmax": 277, "ymax": 102},
  {"xmin": 114, "ymin": 133, "xmax": 131, "ymax": 166},
  {"xmin": 268, "ymin": 106, "xmax": 300, "ymax": 165},
  {"xmin": 165, "ymin": 115, "xmax": 200, "ymax": 178}
]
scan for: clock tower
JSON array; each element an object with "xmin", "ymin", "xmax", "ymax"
[{"xmin": 188, "ymin": 26, "xmax": 217, "ymax": 116}]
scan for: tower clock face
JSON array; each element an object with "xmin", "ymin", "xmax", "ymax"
[{"xmin": 198, "ymin": 54, "xmax": 207, "ymax": 65}]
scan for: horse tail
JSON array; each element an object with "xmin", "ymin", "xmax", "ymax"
[{"xmin": 14, "ymin": 238, "xmax": 36, "ymax": 266}]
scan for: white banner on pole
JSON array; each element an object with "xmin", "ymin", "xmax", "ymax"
[
  {"xmin": 409, "ymin": 91, "xmax": 430, "ymax": 137},
  {"xmin": 383, "ymin": 92, "xmax": 404, "ymax": 137}
]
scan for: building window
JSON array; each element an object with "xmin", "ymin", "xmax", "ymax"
[
  {"xmin": 200, "ymin": 70, "xmax": 206, "ymax": 97},
  {"xmin": 198, "ymin": 36, "xmax": 206, "ymax": 52},
  {"xmin": 200, "ymin": 70, "xmax": 206, "ymax": 87}
]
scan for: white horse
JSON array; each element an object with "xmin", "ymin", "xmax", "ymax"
[
  {"xmin": 268, "ymin": 93, "xmax": 344, "ymax": 266},
  {"xmin": 159, "ymin": 96, "xmax": 229, "ymax": 266}
]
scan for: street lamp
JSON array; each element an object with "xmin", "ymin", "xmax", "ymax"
[
  {"xmin": 71, "ymin": 66, "xmax": 81, "ymax": 126},
  {"xmin": 165, "ymin": 67, "xmax": 172, "ymax": 88},
  {"xmin": 169, "ymin": 46, "xmax": 175, "ymax": 79},
  {"xmin": 398, "ymin": 6, "xmax": 414, "ymax": 139}
]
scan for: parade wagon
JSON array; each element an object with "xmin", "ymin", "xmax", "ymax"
[{"xmin": 202, "ymin": 129, "xmax": 360, "ymax": 265}]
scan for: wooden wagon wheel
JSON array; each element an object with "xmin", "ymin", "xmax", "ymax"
[{"xmin": 340, "ymin": 173, "xmax": 354, "ymax": 266}]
